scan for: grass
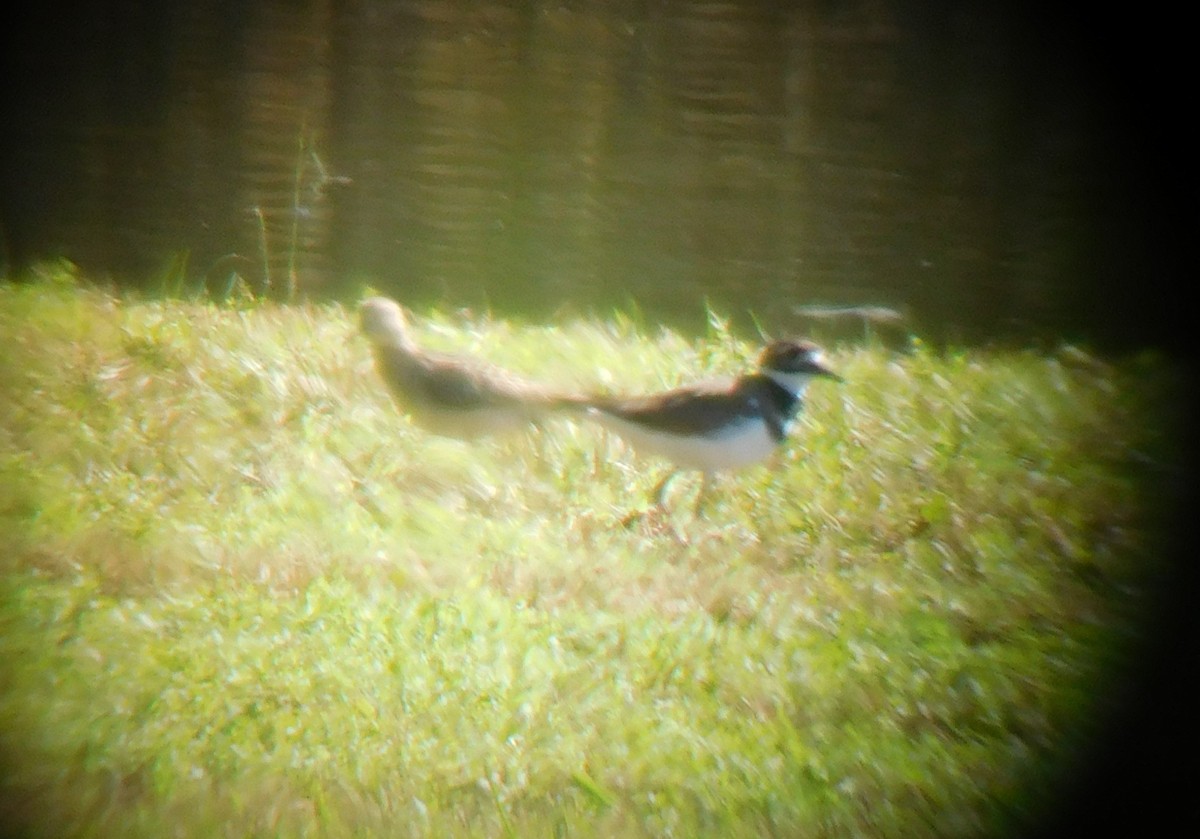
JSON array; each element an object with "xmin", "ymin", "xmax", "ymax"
[{"xmin": 0, "ymin": 263, "xmax": 1185, "ymax": 838}]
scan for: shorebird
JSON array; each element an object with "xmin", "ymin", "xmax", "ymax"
[
  {"xmin": 583, "ymin": 339, "xmax": 841, "ymax": 514},
  {"xmin": 359, "ymin": 296, "xmax": 580, "ymax": 439}
]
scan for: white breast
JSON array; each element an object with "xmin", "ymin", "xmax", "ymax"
[{"xmin": 591, "ymin": 412, "xmax": 778, "ymax": 472}]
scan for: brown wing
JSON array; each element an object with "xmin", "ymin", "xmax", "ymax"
[
  {"xmin": 590, "ymin": 377, "xmax": 765, "ymax": 437},
  {"xmin": 376, "ymin": 344, "xmax": 554, "ymax": 411}
]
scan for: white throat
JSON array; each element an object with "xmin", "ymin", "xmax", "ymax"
[{"xmin": 763, "ymin": 369, "xmax": 815, "ymax": 399}]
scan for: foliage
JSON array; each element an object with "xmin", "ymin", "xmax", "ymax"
[{"xmin": 0, "ymin": 264, "xmax": 1184, "ymax": 838}]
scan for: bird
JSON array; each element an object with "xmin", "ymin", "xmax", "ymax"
[
  {"xmin": 359, "ymin": 296, "xmax": 582, "ymax": 439},
  {"xmin": 581, "ymin": 339, "xmax": 841, "ymax": 514}
]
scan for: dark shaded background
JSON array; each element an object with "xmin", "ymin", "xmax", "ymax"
[{"xmin": 0, "ymin": 1, "xmax": 1186, "ymax": 352}]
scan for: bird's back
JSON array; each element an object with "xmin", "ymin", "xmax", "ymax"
[{"xmin": 371, "ymin": 342, "xmax": 578, "ymax": 438}]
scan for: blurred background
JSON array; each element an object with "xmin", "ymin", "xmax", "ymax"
[{"xmin": 0, "ymin": 0, "xmax": 1182, "ymax": 349}]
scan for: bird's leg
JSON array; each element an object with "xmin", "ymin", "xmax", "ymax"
[
  {"xmin": 651, "ymin": 469, "xmax": 680, "ymax": 509},
  {"xmin": 622, "ymin": 468, "xmax": 677, "ymax": 528}
]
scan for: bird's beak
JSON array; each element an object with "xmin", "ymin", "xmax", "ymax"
[{"xmin": 815, "ymin": 361, "xmax": 843, "ymax": 383}]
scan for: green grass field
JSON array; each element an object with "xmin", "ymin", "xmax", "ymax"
[{"xmin": 0, "ymin": 264, "xmax": 1184, "ymax": 837}]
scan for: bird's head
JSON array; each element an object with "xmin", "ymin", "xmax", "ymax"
[
  {"xmin": 758, "ymin": 339, "xmax": 842, "ymax": 396},
  {"xmin": 359, "ymin": 297, "xmax": 416, "ymax": 349}
]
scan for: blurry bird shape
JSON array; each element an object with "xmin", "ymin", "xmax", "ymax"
[
  {"xmin": 360, "ymin": 296, "xmax": 583, "ymax": 439},
  {"xmin": 581, "ymin": 338, "xmax": 841, "ymax": 515}
]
